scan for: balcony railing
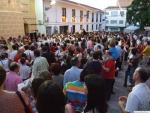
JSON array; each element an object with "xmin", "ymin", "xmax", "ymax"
[
  {"xmin": 72, "ymin": 17, "xmax": 76, "ymax": 23},
  {"xmin": 62, "ymin": 16, "xmax": 66, "ymax": 22},
  {"xmin": 80, "ymin": 17, "xmax": 83, "ymax": 22}
]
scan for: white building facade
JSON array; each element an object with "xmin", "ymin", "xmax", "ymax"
[
  {"xmin": 104, "ymin": 7, "xmax": 127, "ymax": 32},
  {"xmin": 35, "ymin": 0, "xmax": 103, "ymax": 35}
]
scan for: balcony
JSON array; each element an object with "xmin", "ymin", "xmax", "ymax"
[
  {"xmin": 80, "ymin": 17, "xmax": 83, "ymax": 23},
  {"xmin": 72, "ymin": 17, "xmax": 76, "ymax": 23},
  {"xmin": 62, "ymin": 16, "xmax": 66, "ymax": 22}
]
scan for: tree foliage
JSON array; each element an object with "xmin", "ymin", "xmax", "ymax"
[{"xmin": 127, "ymin": 0, "xmax": 150, "ymax": 29}]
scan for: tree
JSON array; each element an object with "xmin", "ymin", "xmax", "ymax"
[{"xmin": 127, "ymin": 0, "xmax": 150, "ymax": 29}]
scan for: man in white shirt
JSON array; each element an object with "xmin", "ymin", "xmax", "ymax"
[
  {"xmin": 118, "ymin": 67, "xmax": 150, "ymax": 113},
  {"xmin": 24, "ymin": 45, "xmax": 34, "ymax": 60},
  {"xmin": 9, "ymin": 45, "xmax": 18, "ymax": 61}
]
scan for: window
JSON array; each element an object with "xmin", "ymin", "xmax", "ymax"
[
  {"xmin": 72, "ymin": 9, "xmax": 75, "ymax": 17},
  {"xmin": 86, "ymin": 11, "xmax": 89, "ymax": 22},
  {"xmin": 86, "ymin": 25, "xmax": 89, "ymax": 31},
  {"xmin": 96, "ymin": 12, "xmax": 98, "ymax": 22},
  {"xmin": 62, "ymin": 8, "xmax": 66, "ymax": 22},
  {"xmin": 106, "ymin": 20, "xmax": 109, "ymax": 24},
  {"xmin": 99, "ymin": 14, "xmax": 101, "ymax": 22},
  {"xmin": 80, "ymin": 10, "xmax": 83, "ymax": 22},
  {"xmin": 110, "ymin": 20, "xmax": 117, "ymax": 24},
  {"xmin": 80, "ymin": 25, "xmax": 83, "ymax": 30},
  {"xmin": 119, "ymin": 20, "xmax": 124, "ymax": 24},
  {"xmin": 111, "ymin": 11, "xmax": 118, "ymax": 17},
  {"xmin": 120, "ymin": 11, "xmax": 125, "ymax": 17},
  {"xmin": 62, "ymin": 8, "xmax": 66, "ymax": 16},
  {"xmin": 92, "ymin": 13, "xmax": 94, "ymax": 22},
  {"xmin": 105, "ymin": 12, "xmax": 109, "ymax": 15},
  {"xmin": 72, "ymin": 9, "xmax": 76, "ymax": 22},
  {"xmin": 92, "ymin": 24, "xmax": 94, "ymax": 30},
  {"xmin": 96, "ymin": 24, "xmax": 98, "ymax": 30}
]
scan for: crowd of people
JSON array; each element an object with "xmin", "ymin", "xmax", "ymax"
[{"xmin": 0, "ymin": 31, "xmax": 150, "ymax": 113}]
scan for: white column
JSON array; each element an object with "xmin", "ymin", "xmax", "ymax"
[{"xmin": 35, "ymin": 0, "xmax": 46, "ymax": 35}]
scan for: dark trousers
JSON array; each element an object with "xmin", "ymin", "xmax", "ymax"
[
  {"xmin": 104, "ymin": 79, "xmax": 115, "ymax": 100},
  {"xmin": 124, "ymin": 66, "xmax": 136, "ymax": 86}
]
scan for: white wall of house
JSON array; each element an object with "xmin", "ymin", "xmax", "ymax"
[
  {"xmin": 35, "ymin": 0, "xmax": 103, "ymax": 35},
  {"xmin": 104, "ymin": 8, "xmax": 127, "ymax": 32}
]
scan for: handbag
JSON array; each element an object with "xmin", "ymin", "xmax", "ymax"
[{"xmin": 16, "ymin": 91, "xmax": 32, "ymax": 113}]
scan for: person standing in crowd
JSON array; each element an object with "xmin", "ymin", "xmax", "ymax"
[
  {"xmin": 51, "ymin": 63, "xmax": 64, "ymax": 89},
  {"xmin": 19, "ymin": 57, "xmax": 31, "ymax": 81},
  {"xmin": 9, "ymin": 45, "xmax": 18, "ymax": 61},
  {"xmin": 102, "ymin": 51, "xmax": 116, "ymax": 100},
  {"xmin": 108, "ymin": 40, "xmax": 119, "ymax": 60},
  {"xmin": 87, "ymin": 37, "xmax": 93, "ymax": 51},
  {"xmin": 0, "ymin": 66, "xmax": 25, "ymax": 113},
  {"xmin": 83, "ymin": 74, "xmax": 108, "ymax": 113},
  {"xmin": 0, "ymin": 53, "xmax": 10, "ymax": 72},
  {"xmin": 4, "ymin": 62, "xmax": 22, "ymax": 91},
  {"xmin": 124, "ymin": 48, "xmax": 139, "ymax": 87},
  {"xmin": 142, "ymin": 41, "xmax": 150, "ymax": 65},
  {"xmin": 63, "ymin": 57, "xmax": 82, "ymax": 85},
  {"xmin": 118, "ymin": 67, "xmax": 150, "ymax": 113},
  {"xmin": 31, "ymin": 49, "xmax": 49, "ymax": 79},
  {"xmin": 64, "ymin": 67, "xmax": 88, "ymax": 113},
  {"xmin": 24, "ymin": 45, "xmax": 34, "ymax": 61},
  {"xmin": 36, "ymin": 80, "xmax": 66, "ymax": 113}
]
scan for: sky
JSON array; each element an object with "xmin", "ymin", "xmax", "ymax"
[{"xmin": 70, "ymin": 0, "xmax": 118, "ymax": 9}]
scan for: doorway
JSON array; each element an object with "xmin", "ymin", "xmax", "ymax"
[
  {"xmin": 60, "ymin": 26, "xmax": 68, "ymax": 34},
  {"xmin": 24, "ymin": 23, "xmax": 29, "ymax": 35}
]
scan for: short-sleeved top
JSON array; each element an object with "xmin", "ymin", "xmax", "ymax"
[
  {"xmin": 125, "ymin": 83, "xmax": 150, "ymax": 113},
  {"xmin": 64, "ymin": 80, "xmax": 87, "ymax": 112},
  {"xmin": 4, "ymin": 71, "xmax": 22, "ymax": 91},
  {"xmin": 0, "ymin": 90, "xmax": 25, "ymax": 113},
  {"xmin": 109, "ymin": 47, "xmax": 119, "ymax": 60},
  {"xmin": 102, "ymin": 59, "xmax": 116, "ymax": 79}
]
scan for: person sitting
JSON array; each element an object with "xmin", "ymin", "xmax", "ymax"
[{"xmin": 118, "ymin": 67, "xmax": 150, "ymax": 113}]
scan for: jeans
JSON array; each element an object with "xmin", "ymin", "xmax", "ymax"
[{"xmin": 124, "ymin": 66, "xmax": 136, "ymax": 86}]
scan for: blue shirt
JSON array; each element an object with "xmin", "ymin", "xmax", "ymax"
[
  {"xmin": 63, "ymin": 66, "xmax": 82, "ymax": 86},
  {"xmin": 109, "ymin": 47, "xmax": 119, "ymax": 60}
]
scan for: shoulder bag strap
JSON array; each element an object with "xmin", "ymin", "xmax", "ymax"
[{"xmin": 16, "ymin": 91, "xmax": 27, "ymax": 108}]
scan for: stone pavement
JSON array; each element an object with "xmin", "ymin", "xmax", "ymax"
[{"xmin": 107, "ymin": 69, "xmax": 129, "ymax": 113}]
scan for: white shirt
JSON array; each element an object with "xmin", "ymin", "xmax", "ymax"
[
  {"xmin": 32, "ymin": 56, "xmax": 49, "ymax": 79},
  {"xmin": 24, "ymin": 50, "xmax": 34, "ymax": 60},
  {"xmin": 125, "ymin": 83, "xmax": 150, "ymax": 113},
  {"xmin": 9, "ymin": 50, "xmax": 17, "ymax": 61},
  {"xmin": 19, "ymin": 64, "xmax": 31, "ymax": 80},
  {"xmin": 0, "ymin": 59, "xmax": 9, "ymax": 71}
]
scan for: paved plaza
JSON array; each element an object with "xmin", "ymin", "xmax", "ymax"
[{"xmin": 108, "ymin": 66, "xmax": 129, "ymax": 113}]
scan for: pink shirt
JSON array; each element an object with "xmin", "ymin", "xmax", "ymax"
[
  {"xmin": 87, "ymin": 40, "xmax": 93, "ymax": 49},
  {"xmin": 4, "ymin": 71, "xmax": 22, "ymax": 91}
]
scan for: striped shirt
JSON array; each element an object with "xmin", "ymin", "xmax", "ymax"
[{"xmin": 64, "ymin": 80, "xmax": 87, "ymax": 112}]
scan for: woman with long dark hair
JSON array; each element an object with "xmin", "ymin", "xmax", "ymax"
[
  {"xmin": 84, "ymin": 75, "xmax": 107, "ymax": 113},
  {"xmin": 36, "ymin": 80, "xmax": 66, "ymax": 113}
]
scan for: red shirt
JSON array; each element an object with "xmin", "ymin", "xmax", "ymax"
[{"xmin": 102, "ymin": 59, "xmax": 116, "ymax": 79}]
